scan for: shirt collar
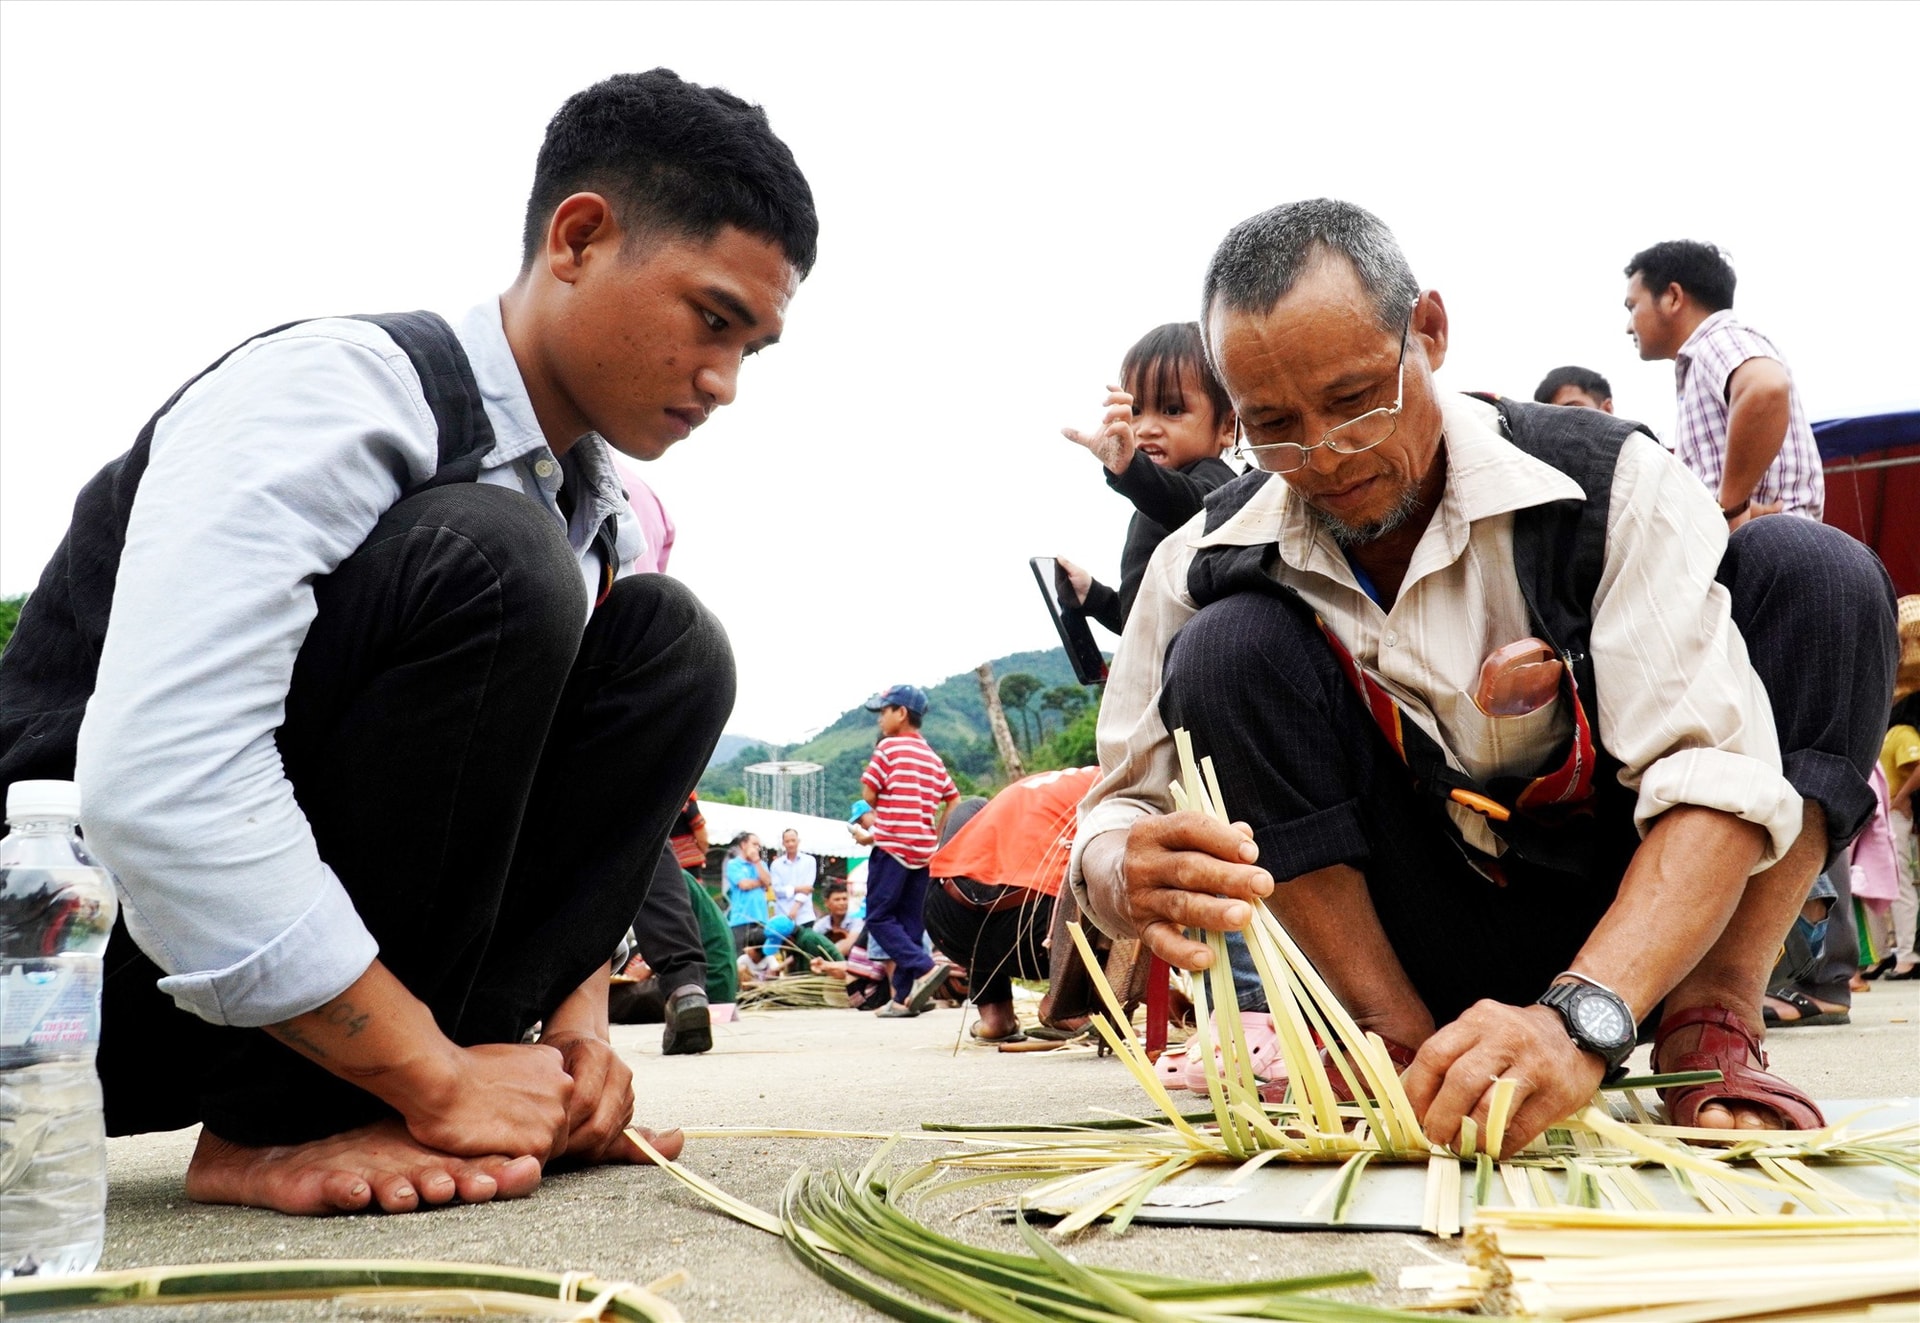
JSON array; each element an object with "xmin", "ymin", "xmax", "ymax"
[
  {"xmin": 1675, "ymin": 308, "xmax": 1737, "ymax": 371},
  {"xmin": 454, "ymin": 299, "xmax": 554, "ymax": 467},
  {"xmin": 453, "ymin": 298, "xmax": 645, "ymax": 567},
  {"xmin": 1192, "ymin": 393, "xmax": 1586, "ymax": 572}
]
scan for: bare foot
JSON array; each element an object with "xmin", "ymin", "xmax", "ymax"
[
  {"xmin": 185, "ymin": 1118, "xmax": 543, "ymax": 1215},
  {"xmin": 603, "ymin": 1123, "xmax": 686, "ymax": 1167}
]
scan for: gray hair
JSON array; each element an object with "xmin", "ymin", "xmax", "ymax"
[{"xmin": 1200, "ymin": 199, "xmax": 1419, "ymax": 340}]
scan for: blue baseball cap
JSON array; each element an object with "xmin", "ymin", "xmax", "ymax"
[
  {"xmin": 848, "ymin": 800, "xmax": 873, "ymax": 823},
  {"xmin": 864, "ymin": 684, "xmax": 928, "ymax": 716},
  {"xmin": 761, "ymin": 914, "xmax": 798, "ymax": 956}
]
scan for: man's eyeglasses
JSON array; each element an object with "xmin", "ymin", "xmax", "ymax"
[{"xmin": 1232, "ymin": 315, "xmax": 1413, "ymax": 475}]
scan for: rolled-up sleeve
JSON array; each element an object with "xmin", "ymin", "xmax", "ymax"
[
  {"xmin": 75, "ymin": 324, "xmax": 441, "ymax": 1027},
  {"xmin": 1068, "ymin": 522, "xmax": 1201, "ymax": 905},
  {"xmin": 1590, "ymin": 435, "xmax": 1803, "ymax": 867}
]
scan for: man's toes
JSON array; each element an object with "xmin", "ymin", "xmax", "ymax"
[
  {"xmin": 1734, "ymin": 1104, "xmax": 1779, "ymax": 1130},
  {"xmin": 452, "ymin": 1168, "xmax": 500, "ymax": 1204},
  {"xmin": 316, "ymin": 1170, "xmax": 376, "ymax": 1213},
  {"xmin": 481, "ymin": 1155, "xmax": 543, "ymax": 1200},
  {"xmin": 371, "ymin": 1174, "xmax": 421, "ymax": 1213},
  {"xmin": 412, "ymin": 1167, "xmax": 459, "ymax": 1205},
  {"xmin": 1692, "ymin": 1102, "xmax": 1737, "ymax": 1129}
]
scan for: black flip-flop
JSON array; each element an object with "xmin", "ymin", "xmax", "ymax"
[
  {"xmin": 968, "ymin": 1022, "xmax": 1027, "ymax": 1044},
  {"xmin": 1762, "ymin": 986, "xmax": 1850, "ymax": 1028},
  {"xmin": 1025, "ymin": 1024, "xmax": 1090, "ymax": 1042}
]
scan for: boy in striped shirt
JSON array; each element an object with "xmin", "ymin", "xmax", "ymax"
[{"xmin": 860, "ymin": 684, "xmax": 960, "ymax": 1017}]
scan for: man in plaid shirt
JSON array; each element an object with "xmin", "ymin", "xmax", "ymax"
[{"xmin": 1623, "ymin": 240, "xmax": 1823, "ymax": 526}]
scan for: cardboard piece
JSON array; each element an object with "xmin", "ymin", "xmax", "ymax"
[{"xmin": 1018, "ymin": 1099, "xmax": 1919, "ymax": 1234}]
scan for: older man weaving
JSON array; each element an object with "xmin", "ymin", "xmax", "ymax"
[{"xmin": 1070, "ymin": 199, "xmax": 1896, "ymax": 1155}]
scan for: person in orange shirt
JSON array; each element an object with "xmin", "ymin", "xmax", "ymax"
[{"xmin": 926, "ymin": 767, "xmax": 1099, "ymax": 1042}]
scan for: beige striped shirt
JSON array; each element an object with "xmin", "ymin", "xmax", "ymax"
[{"xmin": 1069, "ymin": 393, "xmax": 1802, "ymax": 904}]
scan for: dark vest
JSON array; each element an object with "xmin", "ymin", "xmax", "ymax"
[
  {"xmin": 0, "ymin": 312, "xmax": 496, "ymax": 786},
  {"xmin": 1186, "ymin": 395, "xmax": 1656, "ymax": 881}
]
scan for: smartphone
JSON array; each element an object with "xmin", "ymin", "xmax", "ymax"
[{"xmin": 1029, "ymin": 557, "xmax": 1109, "ymax": 686}]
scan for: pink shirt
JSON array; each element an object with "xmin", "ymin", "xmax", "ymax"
[
  {"xmin": 1672, "ymin": 310, "xmax": 1824, "ymax": 519},
  {"xmin": 615, "ymin": 461, "xmax": 676, "ymax": 574},
  {"xmin": 1852, "ymin": 765, "xmax": 1901, "ymax": 905}
]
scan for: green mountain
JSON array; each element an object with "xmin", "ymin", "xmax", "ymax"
[{"xmin": 699, "ymin": 647, "xmax": 1097, "ymax": 809}]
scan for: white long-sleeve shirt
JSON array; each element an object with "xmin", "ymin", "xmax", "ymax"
[
  {"xmin": 74, "ymin": 300, "xmax": 645, "ymax": 1027},
  {"xmin": 1069, "ymin": 393, "xmax": 1803, "ymax": 906}
]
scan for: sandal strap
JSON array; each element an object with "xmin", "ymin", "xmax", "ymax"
[{"xmin": 1654, "ymin": 1003, "xmax": 1763, "ymax": 1063}]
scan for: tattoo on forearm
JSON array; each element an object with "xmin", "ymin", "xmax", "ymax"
[
  {"xmin": 269, "ymin": 1001, "xmax": 371, "ymax": 1059},
  {"xmin": 323, "ymin": 1002, "xmax": 371, "ymax": 1037},
  {"xmin": 269, "ymin": 1023, "xmax": 329, "ymax": 1060}
]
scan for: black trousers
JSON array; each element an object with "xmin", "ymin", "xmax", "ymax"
[
  {"xmin": 98, "ymin": 485, "xmax": 734, "ymax": 1145},
  {"xmin": 924, "ymin": 880, "xmax": 1053, "ymax": 1007},
  {"xmin": 1161, "ymin": 516, "xmax": 1896, "ymax": 1028},
  {"xmin": 631, "ymin": 845, "xmax": 709, "ymax": 994}
]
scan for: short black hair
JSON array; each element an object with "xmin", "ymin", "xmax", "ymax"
[
  {"xmin": 1122, "ymin": 323, "xmax": 1234, "ymax": 431},
  {"xmin": 1625, "ymin": 240, "xmax": 1735, "ymax": 313},
  {"xmin": 898, "ymin": 706, "xmax": 924, "ymax": 729},
  {"xmin": 1533, "ymin": 365, "xmax": 1613, "ymax": 405},
  {"xmin": 522, "ymin": 69, "xmax": 817, "ymax": 277}
]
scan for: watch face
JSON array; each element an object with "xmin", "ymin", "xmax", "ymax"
[{"xmin": 1573, "ymin": 993, "xmax": 1631, "ymax": 1046}]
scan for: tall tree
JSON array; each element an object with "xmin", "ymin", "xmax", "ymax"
[
  {"xmin": 1039, "ymin": 685, "xmax": 1089, "ymax": 740},
  {"xmin": 997, "ymin": 672, "xmax": 1043, "ymax": 750},
  {"xmin": 975, "ymin": 662, "xmax": 1026, "ymax": 780}
]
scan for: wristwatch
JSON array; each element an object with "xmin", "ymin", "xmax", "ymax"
[{"xmin": 1536, "ymin": 977, "xmax": 1636, "ymax": 1076}]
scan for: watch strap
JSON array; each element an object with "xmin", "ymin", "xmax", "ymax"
[{"xmin": 1536, "ymin": 979, "xmax": 1636, "ymax": 1072}]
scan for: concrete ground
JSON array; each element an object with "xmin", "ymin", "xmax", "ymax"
[{"xmin": 58, "ymin": 978, "xmax": 1920, "ymax": 1321}]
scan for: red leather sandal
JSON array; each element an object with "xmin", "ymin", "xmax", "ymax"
[{"xmin": 1652, "ymin": 1005, "xmax": 1825, "ymax": 1131}]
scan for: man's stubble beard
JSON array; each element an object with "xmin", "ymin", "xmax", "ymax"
[{"xmin": 1305, "ymin": 476, "xmax": 1424, "ymax": 547}]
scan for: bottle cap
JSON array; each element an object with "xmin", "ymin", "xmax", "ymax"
[{"xmin": 6, "ymin": 779, "xmax": 82, "ymax": 822}]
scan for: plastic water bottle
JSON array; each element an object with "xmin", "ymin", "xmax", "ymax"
[{"xmin": 0, "ymin": 780, "xmax": 118, "ymax": 1280}]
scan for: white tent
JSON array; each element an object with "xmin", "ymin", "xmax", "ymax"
[{"xmin": 699, "ymin": 800, "xmax": 870, "ymax": 862}]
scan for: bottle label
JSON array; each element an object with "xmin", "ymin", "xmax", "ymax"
[{"xmin": 0, "ymin": 961, "xmax": 101, "ymax": 1050}]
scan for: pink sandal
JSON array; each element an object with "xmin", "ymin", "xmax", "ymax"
[
  {"xmin": 1183, "ymin": 1012, "xmax": 1283, "ymax": 1093},
  {"xmin": 1653, "ymin": 1005, "xmax": 1825, "ymax": 1130}
]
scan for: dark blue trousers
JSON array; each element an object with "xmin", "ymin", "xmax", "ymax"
[
  {"xmin": 864, "ymin": 848, "xmax": 936, "ymax": 1001},
  {"xmin": 1161, "ymin": 516, "xmax": 1896, "ymax": 1027}
]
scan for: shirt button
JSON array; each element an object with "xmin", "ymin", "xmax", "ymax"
[
  {"xmin": 1385, "ymin": 631, "xmax": 1398, "ymax": 647},
  {"xmin": 533, "ymin": 458, "xmax": 557, "ymax": 479}
]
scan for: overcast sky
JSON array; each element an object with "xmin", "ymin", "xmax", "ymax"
[{"xmin": 3, "ymin": 1, "xmax": 1915, "ymax": 743}]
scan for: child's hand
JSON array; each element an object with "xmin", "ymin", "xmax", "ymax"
[
  {"xmin": 1055, "ymin": 556, "xmax": 1093, "ymax": 606},
  {"xmin": 1062, "ymin": 387, "xmax": 1139, "ymax": 476}
]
